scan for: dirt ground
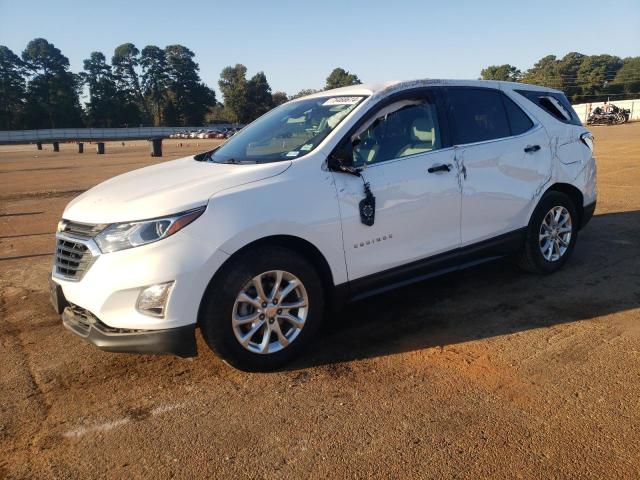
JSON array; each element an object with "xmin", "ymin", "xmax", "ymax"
[{"xmin": 1, "ymin": 128, "xmax": 639, "ymax": 479}]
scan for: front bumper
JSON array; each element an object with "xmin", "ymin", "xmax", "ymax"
[
  {"xmin": 53, "ymin": 281, "xmax": 197, "ymax": 357},
  {"xmin": 51, "ymin": 229, "xmax": 230, "ymax": 331}
]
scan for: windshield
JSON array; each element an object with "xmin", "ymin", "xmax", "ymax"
[{"xmin": 206, "ymin": 95, "xmax": 366, "ymax": 164}]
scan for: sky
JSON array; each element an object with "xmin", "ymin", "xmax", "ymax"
[{"xmin": 1, "ymin": 0, "xmax": 639, "ymax": 98}]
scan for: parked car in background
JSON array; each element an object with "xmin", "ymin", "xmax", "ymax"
[
  {"xmin": 50, "ymin": 79, "xmax": 596, "ymax": 371},
  {"xmin": 214, "ymin": 128, "xmax": 228, "ymax": 139}
]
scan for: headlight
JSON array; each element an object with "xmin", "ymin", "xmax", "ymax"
[{"xmin": 95, "ymin": 206, "xmax": 206, "ymax": 253}]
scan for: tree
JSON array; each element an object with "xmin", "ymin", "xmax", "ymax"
[
  {"xmin": 218, "ymin": 64, "xmax": 250, "ymax": 123},
  {"xmin": 521, "ymin": 55, "xmax": 560, "ymax": 89},
  {"xmin": 82, "ymin": 51, "xmax": 125, "ymax": 127},
  {"xmin": 554, "ymin": 52, "xmax": 586, "ymax": 101},
  {"xmin": 22, "ymin": 37, "xmax": 69, "ymax": 74},
  {"xmin": 480, "ymin": 64, "xmax": 521, "ymax": 82},
  {"xmin": 325, "ymin": 68, "xmax": 361, "ymax": 90},
  {"xmin": 272, "ymin": 91, "xmax": 288, "ymax": 106},
  {"xmin": 480, "ymin": 52, "xmax": 638, "ymax": 103},
  {"xmin": 574, "ymin": 55, "xmax": 623, "ymax": 102},
  {"xmin": 609, "ymin": 57, "xmax": 640, "ymax": 97},
  {"xmin": 164, "ymin": 44, "xmax": 215, "ymax": 126},
  {"xmin": 112, "ymin": 43, "xmax": 147, "ymax": 124},
  {"xmin": 21, "ymin": 38, "xmax": 82, "ymax": 128},
  {"xmin": 247, "ymin": 71, "xmax": 274, "ymax": 119},
  {"xmin": 218, "ymin": 66, "xmax": 278, "ymax": 123},
  {"xmin": 290, "ymin": 88, "xmax": 320, "ymax": 100},
  {"xmin": 140, "ymin": 45, "xmax": 169, "ymax": 125},
  {"xmin": 0, "ymin": 45, "xmax": 27, "ymax": 129},
  {"xmin": 205, "ymin": 102, "xmax": 233, "ymax": 124}
]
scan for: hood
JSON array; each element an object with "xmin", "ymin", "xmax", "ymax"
[{"xmin": 63, "ymin": 156, "xmax": 291, "ymax": 223}]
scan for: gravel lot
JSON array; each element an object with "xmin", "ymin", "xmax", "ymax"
[{"xmin": 1, "ymin": 127, "xmax": 639, "ymax": 479}]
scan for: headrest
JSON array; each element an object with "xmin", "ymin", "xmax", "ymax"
[{"xmin": 411, "ymin": 117, "xmax": 433, "ymax": 142}]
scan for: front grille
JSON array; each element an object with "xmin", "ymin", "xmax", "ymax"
[
  {"xmin": 54, "ymin": 237, "xmax": 93, "ymax": 280},
  {"xmin": 59, "ymin": 219, "xmax": 106, "ymax": 238}
]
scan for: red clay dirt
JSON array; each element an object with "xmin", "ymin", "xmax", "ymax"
[{"xmin": 1, "ymin": 129, "xmax": 639, "ymax": 479}]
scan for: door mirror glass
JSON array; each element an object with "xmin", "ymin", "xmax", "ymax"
[{"xmin": 328, "ymin": 142, "xmax": 354, "ymax": 170}]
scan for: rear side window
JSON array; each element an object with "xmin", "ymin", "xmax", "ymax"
[
  {"xmin": 515, "ymin": 89, "xmax": 582, "ymax": 126},
  {"xmin": 447, "ymin": 88, "xmax": 510, "ymax": 144},
  {"xmin": 502, "ymin": 95, "xmax": 534, "ymax": 135}
]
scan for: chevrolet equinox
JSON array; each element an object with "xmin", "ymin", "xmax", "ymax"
[{"xmin": 50, "ymin": 79, "xmax": 597, "ymax": 371}]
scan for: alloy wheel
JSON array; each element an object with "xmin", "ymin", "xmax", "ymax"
[
  {"xmin": 231, "ymin": 270, "xmax": 308, "ymax": 354},
  {"xmin": 539, "ymin": 206, "xmax": 572, "ymax": 262}
]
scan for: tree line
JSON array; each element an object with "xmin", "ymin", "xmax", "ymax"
[
  {"xmin": 0, "ymin": 38, "xmax": 217, "ymax": 130},
  {"xmin": 480, "ymin": 53, "xmax": 640, "ymax": 103},
  {"xmin": 0, "ymin": 37, "xmax": 363, "ymax": 130},
  {"xmin": 4, "ymin": 39, "xmax": 636, "ymax": 131}
]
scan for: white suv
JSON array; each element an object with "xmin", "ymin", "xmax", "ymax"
[{"xmin": 50, "ymin": 79, "xmax": 597, "ymax": 370}]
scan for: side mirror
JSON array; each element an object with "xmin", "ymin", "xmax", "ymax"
[{"xmin": 328, "ymin": 142, "xmax": 354, "ymax": 171}]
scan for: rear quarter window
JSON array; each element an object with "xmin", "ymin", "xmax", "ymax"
[{"xmin": 515, "ymin": 89, "xmax": 582, "ymax": 126}]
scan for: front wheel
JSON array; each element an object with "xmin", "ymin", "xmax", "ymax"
[
  {"xmin": 516, "ymin": 191, "xmax": 579, "ymax": 274},
  {"xmin": 199, "ymin": 246, "xmax": 324, "ymax": 371}
]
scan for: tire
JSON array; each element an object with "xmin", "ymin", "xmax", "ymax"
[
  {"xmin": 516, "ymin": 191, "xmax": 579, "ymax": 274},
  {"xmin": 199, "ymin": 246, "xmax": 324, "ymax": 371}
]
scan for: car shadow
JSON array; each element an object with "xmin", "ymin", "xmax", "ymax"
[{"xmin": 289, "ymin": 210, "xmax": 640, "ymax": 371}]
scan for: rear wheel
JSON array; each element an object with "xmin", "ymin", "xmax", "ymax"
[
  {"xmin": 517, "ymin": 191, "xmax": 578, "ymax": 274},
  {"xmin": 199, "ymin": 246, "xmax": 324, "ymax": 371}
]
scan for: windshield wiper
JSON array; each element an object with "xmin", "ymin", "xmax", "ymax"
[{"xmin": 221, "ymin": 158, "xmax": 259, "ymax": 164}]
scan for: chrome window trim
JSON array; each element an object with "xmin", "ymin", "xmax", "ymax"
[{"xmin": 451, "ymin": 123, "xmax": 544, "ymax": 149}]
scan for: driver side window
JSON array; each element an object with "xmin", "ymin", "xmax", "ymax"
[{"xmin": 351, "ymin": 98, "xmax": 441, "ymax": 167}]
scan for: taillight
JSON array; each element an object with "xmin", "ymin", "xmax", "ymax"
[{"xmin": 580, "ymin": 132, "xmax": 594, "ymax": 152}]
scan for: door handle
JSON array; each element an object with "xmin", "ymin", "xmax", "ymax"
[
  {"xmin": 524, "ymin": 144, "xmax": 541, "ymax": 153},
  {"xmin": 428, "ymin": 164, "xmax": 452, "ymax": 174}
]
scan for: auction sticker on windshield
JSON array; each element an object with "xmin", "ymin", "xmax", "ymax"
[{"xmin": 322, "ymin": 96, "xmax": 361, "ymax": 106}]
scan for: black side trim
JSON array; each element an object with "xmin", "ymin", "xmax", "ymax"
[
  {"xmin": 581, "ymin": 200, "xmax": 596, "ymax": 230},
  {"xmin": 342, "ymin": 228, "xmax": 526, "ymax": 302},
  {"xmin": 62, "ymin": 307, "xmax": 197, "ymax": 357}
]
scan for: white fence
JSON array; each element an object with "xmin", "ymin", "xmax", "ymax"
[{"xmin": 572, "ymin": 99, "xmax": 640, "ymax": 124}]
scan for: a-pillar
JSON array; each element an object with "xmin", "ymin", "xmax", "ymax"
[
  {"xmin": 149, "ymin": 138, "xmax": 162, "ymax": 157},
  {"xmin": 36, "ymin": 142, "xmax": 42, "ymax": 150},
  {"xmin": 96, "ymin": 142, "xmax": 105, "ymax": 154},
  {"xmin": 52, "ymin": 142, "xmax": 60, "ymax": 152},
  {"xmin": 78, "ymin": 142, "xmax": 84, "ymax": 153}
]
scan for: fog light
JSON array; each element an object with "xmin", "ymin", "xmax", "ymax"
[{"xmin": 136, "ymin": 282, "xmax": 174, "ymax": 318}]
